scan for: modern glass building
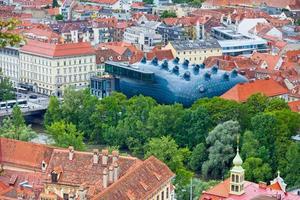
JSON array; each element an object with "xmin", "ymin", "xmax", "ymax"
[
  {"xmin": 212, "ymin": 26, "xmax": 269, "ymax": 56},
  {"xmin": 104, "ymin": 58, "xmax": 248, "ymax": 106}
]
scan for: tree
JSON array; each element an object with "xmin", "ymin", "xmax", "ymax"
[
  {"xmin": 283, "ymin": 142, "xmax": 300, "ymax": 187},
  {"xmin": 60, "ymin": 88, "xmax": 98, "ymax": 140},
  {"xmin": 241, "ymin": 131, "xmax": 270, "ymax": 163},
  {"xmin": 55, "ymin": 14, "xmax": 63, "ymax": 21},
  {"xmin": 296, "ymin": 19, "xmax": 300, "ymax": 26},
  {"xmin": 190, "ymin": 0, "xmax": 203, "ymax": 6},
  {"xmin": 0, "ymin": 70, "xmax": 14, "ymax": 101},
  {"xmin": 146, "ymin": 104, "xmax": 185, "ymax": 139},
  {"xmin": 265, "ymin": 98, "xmax": 289, "ymax": 112},
  {"xmin": 0, "ymin": 106, "xmax": 36, "ymax": 141},
  {"xmin": 104, "ymin": 95, "xmax": 157, "ymax": 156},
  {"xmin": 269, "ymin": 110, "xmax": 300, "ymax": 171},
  {"xmin": 0, "ymin": 19, "xmax": 22, "ymax": 47},
  {"xmin": 52, "ymin": 0, "xmax": 59, "ymax": 8},
  {"xmin": 243, "ymin": 157, "xmax": 272, "ymax": 183},
  {"xmin": 143, "ymin": 0, "xmax": 153, "ymax": 4},
  {"xmin": 251, "ymin": 113, "xmax": 277, "ymax": 168},
  {"xmin": 91, "ymin": 92, "xmax": 127, "ymax": 143},
  {"xmin": 47, "ymin": 120, "xmax": 85, "ymax": 150},
  {"xmin": 12, "ymin": 105, "xmax": 25, "ymax": 128},
  {"xmin": 189, "ymin": 143, "xmax": 207, "ymax": 173},
  {"xmin": 180, "ymin": 107, "xmax": 212, "ymax": 148},
  {"xmin": 245, "ymin": 93, "xmax": 269, "ymax": 115},
  {"xmin": 192, "ymin": 97, "xmax": 246, "ymax": 129},
  {"xmin": 160, "ymin": 11, "xmax": 177, "ymax": 19},
  {"xmin": 202, "ymin": 121, "xmax": 240, "ymax": 179},
  {"xmin": 144, "ymin": 136, "xmax": 193, "ymax": 188},
  {"xmin": 44, "ymin": 96, "xmax": 61, "ymax": 127}
]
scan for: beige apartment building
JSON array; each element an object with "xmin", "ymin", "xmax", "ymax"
[
  {"xmin": 165, "ymin": 40, "xmax": 222, "ymax": 64},
  {"xmin": 19, "ymin": 40, "xmax": 96, "ymax": 96}
]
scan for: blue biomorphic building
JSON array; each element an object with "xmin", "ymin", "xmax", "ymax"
[{"xmin": 104, "ymin": 57, "xmax": 248, "ymax": 106}]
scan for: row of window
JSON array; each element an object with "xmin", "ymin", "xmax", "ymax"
[
  {"xmin": 155, "ymin": 186, "xmax": 169, "ymax": 200},
  {"xmin": 178, "ymin": 49, "xmax": 220, "ymax": 55},
  {"xmin": 57, "ymin": 65, "xmax": 94, "ymax": 75},
  {"xmin": 231, "ymin": 174, "xmax": 244, "ymax": 183},
  {"xmin": 20, "ymin": 64, "xmax": 94, "ymax": 75},
  {"xmin": 20, "ymin": 55, "xmax": 95, "ymax": 67}
]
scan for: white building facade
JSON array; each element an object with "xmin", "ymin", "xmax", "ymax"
[
  {"xmin": 19, "ymin": 41, "xmax": 96, "ymax": 96},
  {"xmin": 0, "ymin": 47, "xmax": 20, "ymax": 87}
]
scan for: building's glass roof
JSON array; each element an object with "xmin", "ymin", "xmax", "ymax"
[{"xmin": 105, "ymin": 57, "xmax": 248, "ymax": 106}]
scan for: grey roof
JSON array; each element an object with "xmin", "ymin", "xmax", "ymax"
[{"xmin": 170, "ymin": 39, "xmax": 221, "ymax": 51}]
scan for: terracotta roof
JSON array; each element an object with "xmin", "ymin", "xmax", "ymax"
[
  {"xmin": 20, "ymin": 40, "xmax": 95, "ymax": 57},
  {"xmin": 288, "ymin": 100, "xmax": 300, "ymax": 112},
  {"xmin": 204, "ymin": 0, "xmax": 297, "ymax": 8},
  {"xmin": 95, "ymin": 47, "xmax": 129, "ymax": 64},
  {"xmin": 201, "ymin": 178, "xmax": 230, "ymax": 199},
  {"xmin": 88, "ymin": 0, "xmax": 119, "ymax": 5},
  {"xmin": 146, "ymin": 49, "xmax": 174, "ymax": 61},
  {"xmin": 200, "ymin": 177, "xmax": 300, "ymax": 200},
  {"xmin": 46, "ymin": 7, "xmax": 59, "ymax": 16},
  {"xmin": 92, "ymin": 156, "xmax": 175, "ymax": 200},
  {"xmin": 0, "ymin": 138, "xmax": 174, "ymax": 199},
  {"xmin": 0, "ymin": 137, "xmax": 54, "ymax": 170},
  {"xmin": 251, "ymin": 52, "xmax": 282, "ymax": 71},
  {"xmin": 221, "ymin": 79, "xmax": 288, "ymax": 102},
  {"xmin": 45, "ymin": 149, "xmax": 139, "ymax": 197}
]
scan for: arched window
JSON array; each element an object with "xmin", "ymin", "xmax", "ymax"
[{"xmin": 235, "ymin": 175, "xmax": 239, "ymax": 183}]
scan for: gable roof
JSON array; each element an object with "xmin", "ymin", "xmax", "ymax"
[
  {"xmin": 251, "ymin": 52, "xmax": 282, "ymax": 71},
  {"xmin": 92, "ymin": 156, "xmax": 175, "ymax": 200},
  {"xmin": 221, "ymin": 79, "xmax": 288, "ymax": 102},
  {"xmin": 0, "ymin": 137, "xmax": 54, "ymax": 170}
]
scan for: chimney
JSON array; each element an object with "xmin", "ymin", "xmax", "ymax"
[
  {"xmin": 69, "ymin": 146, "xmax": 74, "ymax": 161},
  {"xmin": 112, "ymin": 150, "xmax": 119, "ymax": 164},
  {"xmin": 103, "ymin": 168, "xmax": 108, "ymax": 188},
  {"xmin": 113, "ymin": 162, "xmax": 119, "ymax": 182},
  {"xmin": 93, "ymin": 149, "xmax": 99, "ymax": 164},
  {"xmin": 102, "ymin": 149, "xmax": 108, "ymax": 166},
  {"xmin": 108, "ymin": 165, "xmax": 114, "ymax": 183}
]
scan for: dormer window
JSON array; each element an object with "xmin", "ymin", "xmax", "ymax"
[{"xmin": 51, "ymin": 171, "xmax": 58, "ymax": 183}]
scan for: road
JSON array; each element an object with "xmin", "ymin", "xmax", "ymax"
[{"xmin": 0, "ymin": 92, "xmax": 50, "ymax": 117}]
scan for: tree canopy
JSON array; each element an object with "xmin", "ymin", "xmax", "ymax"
[
  {"xmin": 0, "ymin": 70, "xmax": 14, "ymax": 101},
  {"xmin": 0, "ymin": 19, "xmax": 22, "ymax": 47},
  {"xmin": 42, "ymin": 90, "xmax": 300, "ymax": 192},
  {"xmin": 0, "ymin": 106, "xmax": 36, "ymax": 141}
]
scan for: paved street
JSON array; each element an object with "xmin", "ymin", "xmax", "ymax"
[{"xmin": 0, "ymin": 92, "xmax": 49, "ymax": 117}]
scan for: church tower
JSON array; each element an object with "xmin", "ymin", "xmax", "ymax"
[{"xmin": 229, "ymin": 146, "xmax": 245, "ymax": 195}]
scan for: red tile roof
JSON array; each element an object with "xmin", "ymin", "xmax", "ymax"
[
  {"xmin": 200, "ymin": 178, "xmax": 300, "ymax": 200},
  {"xmin": 87, "ymin": 0, "xmax": 119, "ymax": 5},
  {"xmin": 251, "ymin": 52, "xmax": 282, "ymax": 71},
  {"xmin": 221, "ymin": 79, "xmax": 288, "ymax": 102},
  {"xmin": 46, "ymin": 7, "xmax": 59, "ymax": 16},
  {"xmin": 0, "ymin": 137, "xmax": 54, "ymax": 170},
  {"xmin": 288, "ymin": 100, "xmax": 300, "ymax": 112},
  {"xmin": 204, "ymin": 0, "xmax": 297, "ymax": 9},
  {"xmin": 20, "ymin": 40, "xmax": 95, "ymax": 57},
  {"xmin": 92, "ymin": 156, "xmax": 175, "ymax": 200},
  {"xmin": 0, "ymin": 138, "xmax": 174, "ymax": 199},
  {"xmin": 146, "ymin": 48, "xmax": 174, "ymax": 61}
]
